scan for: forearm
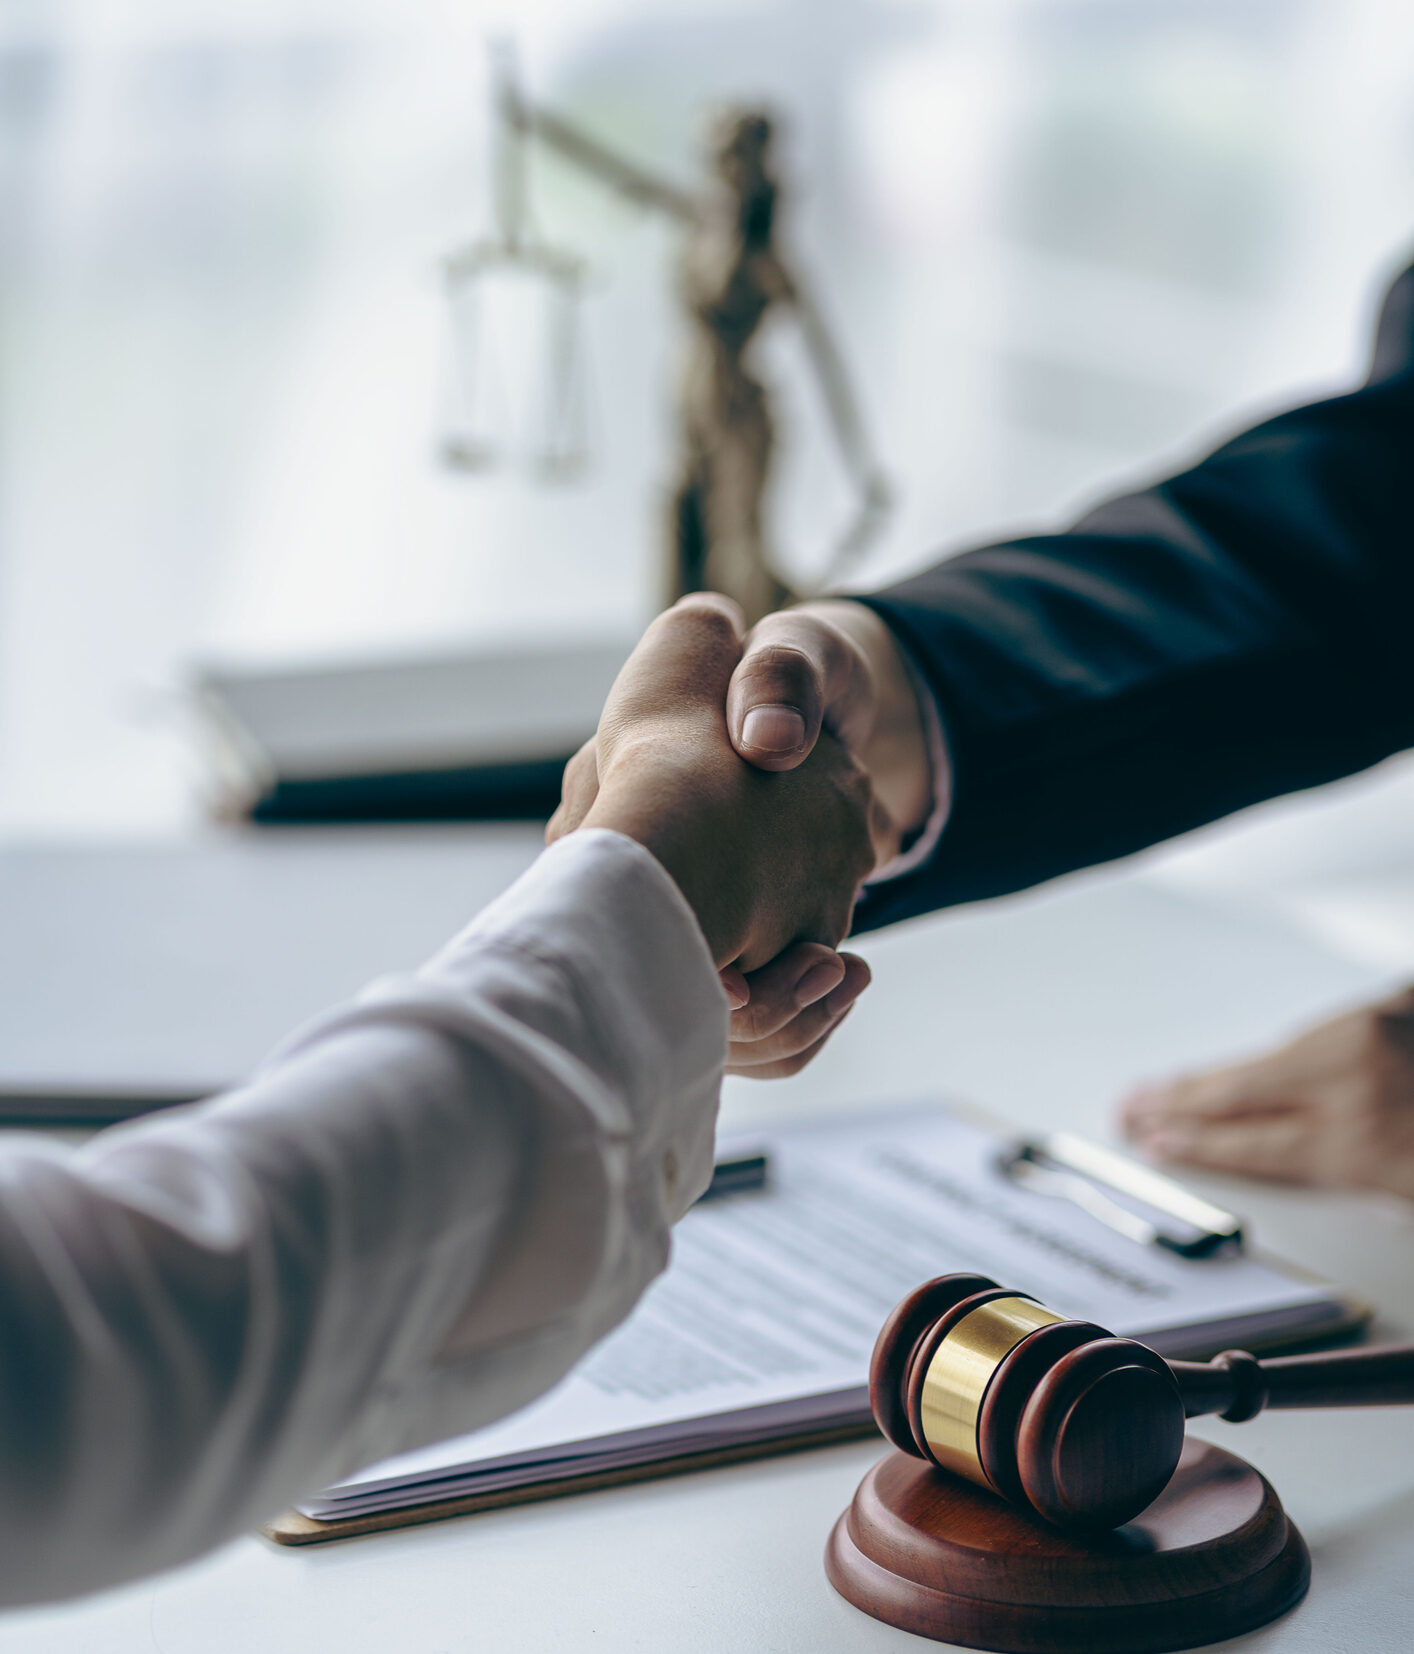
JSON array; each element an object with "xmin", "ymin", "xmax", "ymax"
[
  {"xmin": 0, "ymin": 1028, "xmax": 523, "ymax": 1603},
  {"xmin": 852, "ymin": 260, "xmax": 1414, "ymax": 930},
  {"xmin": 0, "ymin": 832, "xmax": 724, "ymax": 1604}
]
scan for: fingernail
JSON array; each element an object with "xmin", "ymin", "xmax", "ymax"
[
  {"xmin": 795, "ymin": 958, "xmax": 845, "ymax": 1007},
  {"xmin": 721, "ymin": 980, "xmax": 749, "ymax": 1010},
  {"xmin": 742, "ymin": 705, "xmax": 806, "ymax": 754}
]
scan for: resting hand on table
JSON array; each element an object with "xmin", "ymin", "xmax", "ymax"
[
  {"xmin": 548, "ymin": 595, "xmax": 878, "ymax": 979},
  {"xmin": 1120, "ymin": 988, "xmax": 1414, "ymax": 1202}
]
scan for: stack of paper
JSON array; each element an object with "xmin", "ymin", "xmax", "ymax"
[{"xmin": 301, "ymin": 1102, "xmax": 1351, "ymax": 1525}]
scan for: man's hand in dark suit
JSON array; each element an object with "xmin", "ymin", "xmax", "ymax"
[
  {"xmin": 726, "ymin": 600, "xmax": 934, "ymax": 839},
  {"xmin": 716, "ymin": 600, "xmax": 936, "ymax": 1075}
]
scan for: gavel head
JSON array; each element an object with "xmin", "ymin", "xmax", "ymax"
[{"xmin": 869, "ymin": 1274, "xmax": 1186, "ymax": 1531}]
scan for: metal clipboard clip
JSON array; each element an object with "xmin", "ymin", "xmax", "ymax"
[{"xmin": 996, "ymin": 1131, "xmax": 1245, "ymax": 1259}]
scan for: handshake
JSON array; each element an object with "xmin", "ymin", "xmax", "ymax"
[
  {"xmin": 556, "ymin": 597, "xmax": 1414, "ymax": 1205},
  {"xmin": 549, "ymin": 594, "xmax": 934, "ymax": 1079}
]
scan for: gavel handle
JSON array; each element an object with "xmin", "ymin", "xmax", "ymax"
[{"xmin": 1170, "ymin": 1344, "xmax": 1414, "ymax": 1423}]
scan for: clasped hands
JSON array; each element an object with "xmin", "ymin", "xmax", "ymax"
[
  {"xmin": 548, "ymin": 594, "xmax": 933, "ymax": 1077},
  {"xmin": 551, "ymin": 595, "xmax": 1414, "ymax": 1201}
]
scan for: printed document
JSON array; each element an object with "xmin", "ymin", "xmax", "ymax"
[{"xmin": 303, "ymin": 1101, "xmax": 1342, "ymax": 1520}]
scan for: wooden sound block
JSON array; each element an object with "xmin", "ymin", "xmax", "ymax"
[{"xmin": 825, "ymin": 1438, "xmax": 1309, "ymax": 1653}]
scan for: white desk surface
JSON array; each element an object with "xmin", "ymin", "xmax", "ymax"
[{"xmin": 4, "ymin": 847, "xmax": 1413, "ymax": 1653}]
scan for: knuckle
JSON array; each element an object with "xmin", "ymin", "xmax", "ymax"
[
  {"xmin": 735, "ymin": 642, "xmax": 820, "ymax": 704},
  {"xmin": 731, "ymin": 1000, "xmax": 772, "ymax": 1042},
  {"xmin": 737, "ymin": 988, "xmax": 793, "ymax": 1041},
  {"xmin": 649, "ymin": 597, "xmax": 745, "ymax": 690},
  {"xmin": 564, "ymin": 739, "xmax": 596, "ymax": 785},
  {"xmin": 1183, "ymin": 1073, "xmax": 1238, "ymax": 1114},
  {"xmin": 669, "ymin": 593, "xmax": 743, "ymax": 643},
  {"xmin": 750, "ymin": 640, "xmax": 815, "ymax": 676}
]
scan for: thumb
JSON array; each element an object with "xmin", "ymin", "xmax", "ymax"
[{"xmin": 726, "ymin": 609, "xmax": 870, "ymax": 772}]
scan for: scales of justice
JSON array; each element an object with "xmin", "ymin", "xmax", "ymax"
[
  {"xmin": 832, "ymin": 1273, "xmax": 1414, "ymax": 1651},
  {"xmin": 439, "ymin": 47, "xmax": 891, "ymax": 627}
]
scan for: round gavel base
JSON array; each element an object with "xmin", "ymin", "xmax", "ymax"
[{"xmin": 825, "ymin": 1439, "xmax": 1309, "ymax": 1654}]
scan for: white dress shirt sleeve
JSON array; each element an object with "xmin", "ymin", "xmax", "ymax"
[{"xmin": 0, "ymin": 829, "xmax": 725, "ymax": 1606}]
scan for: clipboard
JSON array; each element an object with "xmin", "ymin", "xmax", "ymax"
[
  {"xmin": 263, "ymin": 1101, "xmax": 1370, "ymax": 1547},
  {"xmin": 265, "ymin": 1418, "xmax": 877, "ymax": 1545}
]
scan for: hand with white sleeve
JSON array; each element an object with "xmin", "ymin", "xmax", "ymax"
[
  {"xmin": 2, "ymin": 597, "xmax": 886, "ymax": 1604},
  {"xmin": 551, "ymin": 595, "xmax": 882, "ymax": 975}
]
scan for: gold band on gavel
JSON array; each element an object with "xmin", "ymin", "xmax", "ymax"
[{"xmin": 918, "ymin": 1295, "xmax": 1066, "ymax": 1487}]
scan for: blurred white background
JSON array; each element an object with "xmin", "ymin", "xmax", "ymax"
[{"xmin": 4, "ymin": 0, "xmax": 1414, "ymax": 911}]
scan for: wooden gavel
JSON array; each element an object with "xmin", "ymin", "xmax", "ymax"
[{"xmin": 871, "ymin": 1273, "xmax": 1414, "ymax": 1532}]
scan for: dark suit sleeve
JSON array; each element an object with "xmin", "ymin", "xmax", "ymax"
[{"xmin": 851, "ymin": 259, "xmax": 1414, "ymax": 933}]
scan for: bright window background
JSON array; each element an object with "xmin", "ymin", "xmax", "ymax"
[{"xmin": 4, "ymin": 0, "xmax": 1414, "ymax": 846}]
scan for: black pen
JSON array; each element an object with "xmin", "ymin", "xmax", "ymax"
[{"xmin": 696, "ymin": 1151, "xmax": 771, "ymax": 1202}]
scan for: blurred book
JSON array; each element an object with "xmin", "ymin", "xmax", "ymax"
[{"xmin": 193, "ymin": 640, "xmax": 633, "ymax": 824}]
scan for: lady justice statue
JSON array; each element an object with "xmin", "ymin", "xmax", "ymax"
[{"xmin": 443, "ymin": 50, "xmax": 890, "ymax": 627}]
